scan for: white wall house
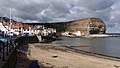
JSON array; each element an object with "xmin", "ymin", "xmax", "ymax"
[
  {"xmin": 0, "ymin": 23, "xmax": 8, "ymax": 32},
  {"xmin": 73, "ymin": 31, "xmax": 81, "ymax": 36}
]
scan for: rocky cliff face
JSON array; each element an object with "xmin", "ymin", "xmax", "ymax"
[{"xmin": 65, "ymin": 18, "xmax": 106, "ymax": 35}]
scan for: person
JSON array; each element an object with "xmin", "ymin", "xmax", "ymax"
[{"xmin": 29, "ymin": 60, "xmax": 40, "ymax": 68}]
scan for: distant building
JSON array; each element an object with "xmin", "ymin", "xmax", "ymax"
[
  {"xmin": 11, "ymin": 22, "xmax": 23, "ymax": 35},
  {"xmin": 0, "ymin": 17, "xmax": 46, "ymax": 36}
]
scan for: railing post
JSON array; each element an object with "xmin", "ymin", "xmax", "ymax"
[
  {"xmin": 6, "ymin": 41, "xmax": 9, "ymax": 56},
  {"xmin": 2, "ymin": 44, "xmax": 5, "ymax": 61}
]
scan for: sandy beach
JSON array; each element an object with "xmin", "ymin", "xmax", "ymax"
[{"xmin": 25, "ymin": 43, "xmax": 120, "ymax": 68}]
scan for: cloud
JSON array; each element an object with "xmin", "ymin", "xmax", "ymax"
[
  {"xmin": 0, "ymin": 0, "xmax": 120, "ymax": 32},
  {"xmin": 75, "ymin": 0, "xmax": 115, "ymax": 10}
]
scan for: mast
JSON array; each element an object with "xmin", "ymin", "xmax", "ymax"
[{"xmin": 9, "ymin": 8, "xmax": 12, "ymax": 31}]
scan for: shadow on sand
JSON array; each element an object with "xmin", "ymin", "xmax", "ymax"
[
  {"xmin": 15, "ymin": 36, "xmax": 53, "ymax": 68},
  {"xmin": 15, "ymin": 36, "xmax": 40, "ymax": 68}
]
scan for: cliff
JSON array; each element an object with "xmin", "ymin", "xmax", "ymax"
[{"xmin": 65, "ymin": 18, "xmax": 106, "ymax": 35}]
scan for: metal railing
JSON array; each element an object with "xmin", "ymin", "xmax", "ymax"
[{"xmin": 0, "ymin": 39, "xmax": 15, "ymax": 61}]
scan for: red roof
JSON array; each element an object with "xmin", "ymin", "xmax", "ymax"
[
  {"xmin": 11, "ymin": 26, "xmax": 19, "ymax": 29},
  {"xmin": 2, "ymin": 22, "xmax": 9, "ymax": 26}
]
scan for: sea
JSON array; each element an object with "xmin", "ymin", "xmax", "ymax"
[{"xmin": 52, "ymin": 34, "xmax": 120, "ymax": 58}]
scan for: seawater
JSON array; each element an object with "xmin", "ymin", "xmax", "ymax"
[{"xmin": 52, "ymin": 37, "xmax": 120, "ymax": 58}]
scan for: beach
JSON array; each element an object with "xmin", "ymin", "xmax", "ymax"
[{"xmin": 26, "ymin": 43, "xmax": 120, "ymax": 68}]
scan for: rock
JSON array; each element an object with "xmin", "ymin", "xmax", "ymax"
[{"xmin": 52, "ymin": 55, "xmax": 58, "ymax": 58}]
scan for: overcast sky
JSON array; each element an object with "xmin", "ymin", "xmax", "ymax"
[{"xmin": 0, "ymin": 0, "xmax": 120, "ymax": 33}]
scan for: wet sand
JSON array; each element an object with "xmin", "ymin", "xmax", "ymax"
[{"xmin": 27, "ymin": 43, "xmax": 120, "ymax": 68}]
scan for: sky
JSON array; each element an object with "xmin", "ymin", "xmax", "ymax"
[{"xmin": 0, "ymin": 0, "xmax": 120, "ymax": 33}]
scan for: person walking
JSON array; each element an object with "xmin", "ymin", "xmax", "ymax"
[{"xmin": 29, "ymin": 60, "xmax": 40, "ymax": 68}]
